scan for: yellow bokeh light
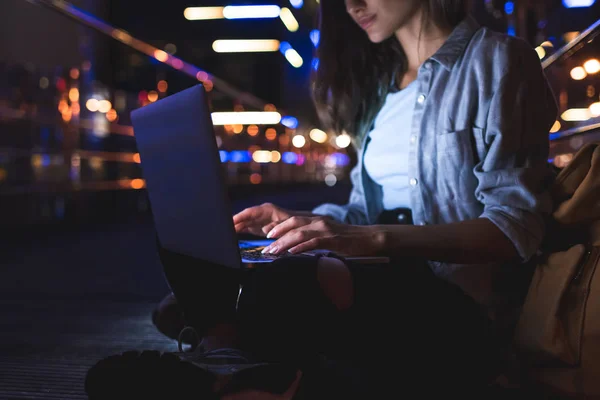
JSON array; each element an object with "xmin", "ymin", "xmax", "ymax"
[
  {"xmin": 271, "ymin": 151, "xmax": 281, "ymax": 163},
  {"xmin": 133, "ymin": 153, "xmax": 141, "ymax": 163},
  {"xmin": 233, "ymin": 124, "xmax": 244, "ymax": 134},
  {"xmin": 570, "ymin": 66, "xmax": 587, "ymax": 81},
  {"xmin": 589, "ymin": 102, "xmax": 600, "ymax": 117},
  {"xmin": 549, "ymin": 120, "xmax": 561, "ymax": 133},
  {"xmin": 154, "ymin": 50, "xmax": 169, "ymax": 62},
  {"xmin": 309, "ymin": 128, "xmax": 328, "ymax": 143},
  {"xmin": 561, "ymin": 108, "xmax": 591, "ymax": 121},
  {"xmin": 292, "ymin": 135, "xmax": 306, "ymax": 148},
  {"xmin": 148, "ymin": 91, "xmax": 159, "ymax": 102},
  {"xmin": 86, "ymin": 99, "xmax": 99, "ymax": 112},
  {"xmin": 335, "ymin": 133, "xmax": 352, "ymax": 148},
  {"xmin": 98, "ymin": 100, "xmax": 112, "ymax": 113},
  {"xmin": 534, "ymin": 46, "xmax": 545, "ymax": 60},
  {"xmin": 69, "ymin": 88, "xmax": 79, "ymax": 102},
  {"xmin": 584, "ymin": 59, "xmax": 600, "ymax": 74},
  {"xmin": 252, "ymin": 150, "xmax": 272, "ymax": 163}
]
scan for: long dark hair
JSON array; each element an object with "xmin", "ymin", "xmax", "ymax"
[{"xmin": 312, "ymin": 0, "xmax": 466, "ymax": 144}]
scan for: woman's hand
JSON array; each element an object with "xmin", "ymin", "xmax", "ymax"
[
  {"xmin": 233, "ymin": 203, "xmax": 315, "ymax": 237},
  {"xmin": 261, "ymin": 216, "xmax": 384, "ymax": 256}
]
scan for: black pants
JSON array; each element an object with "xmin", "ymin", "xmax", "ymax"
[{"xmin": 157, "ymin": 209, "xmax": 500, "ymax": 397}]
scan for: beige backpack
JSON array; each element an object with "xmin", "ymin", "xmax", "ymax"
[{"xmin": 514, "ymin": 142, "xmax": 600, "ymax": 398}]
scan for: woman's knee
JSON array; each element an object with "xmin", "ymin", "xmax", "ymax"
[{"xmin": 316, "ymin": 256, "xmax": 354, "ymax": 311}]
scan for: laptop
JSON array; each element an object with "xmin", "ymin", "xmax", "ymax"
[{"xmin": 130, "ymin": 84, "xmax": 389, "ymax": 268}]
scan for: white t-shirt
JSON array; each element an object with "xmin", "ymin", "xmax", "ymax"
[{"xmin": 363, "ymin": 81, "xmax": 418, "ymax": 210}]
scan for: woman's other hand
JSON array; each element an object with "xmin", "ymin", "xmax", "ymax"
[
  {"xmin": 233, "ymin": 203, "xmax": 315, "ymax": 237},
  {"xmin": 261, "ymin": 217, "xmax": 384, "ymax": 257}
]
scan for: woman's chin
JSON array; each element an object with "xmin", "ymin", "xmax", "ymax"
[{"xmin": 366, "ymin": 30, "xmax": 392, "ymax": 43}]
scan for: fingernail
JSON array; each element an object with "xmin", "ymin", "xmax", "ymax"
[
  {"xmin": 266, "ymin": 230, "xmax": 274, "ymax": 239},
  {"xmin": 261, "ymin": 246, "xmax": 270, "ymax": 254},
  {"xmin": 268, "ymin": 246, "xmax": 278, "ymax": 254}
]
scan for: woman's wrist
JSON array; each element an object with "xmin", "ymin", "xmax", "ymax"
[{"xmin": 366, "ymin": 225, "xmax": 390, "ymax": 255}]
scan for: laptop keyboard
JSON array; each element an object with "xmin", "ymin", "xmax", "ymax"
[{"xmin": 240, "ymin": 246, "xmax": 281, "ymax": 262}]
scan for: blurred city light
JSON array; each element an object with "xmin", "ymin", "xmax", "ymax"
[
  {"xmin": 279, "ymin": 8, "xmax": 299, "ymax": 32},
  {"xmin": 280, "ymin": 116, "xmax": 299, "ymax": 129},
  {"xmin": 211, "ymin": 111, "xmax": 281, "ymax": 125},
  {"xmin": 252, "ymin": 150, "xmax": 272, "ymax": 163},
  {"xmin": 561, "ymin": 108, "xmax": 592, "ymax": 121},
  {"xmin": 229, "ymin": 151, "xmax": 252, "ymax": 163},
  {"xmin": 86, "ymin": 99, "xmax": 99, "ymax": 112},
  {"xmin": 212, "ymin": 39, "xmax": 281, "ymax": 53},
  {"xmin": 584, "ymin": 59, "xmax": 600, "ymax": 74},
  {"xmin": 224, "ymin": 5, "xmax": 281, "ymax": 19},
  {"xmin": 310, "ymin": 30, "xmax": 320, "ymax": 47},
  {"xmin": 184, "ymin": 7, "xmax": 225, "ymax": 20},
  {"xmin": 219, "ymin": 150, "xmax": 229, "ymax": 163},
  {"xmin": 153, "ymin": 50, "xmax": 169, "ymax": 62},
  {"xmin": 335, "ymin": 134, "xmax": 352, "ymax": 148},
  {"xmin": 309, "ymin": 128, "xmax": 328, "ymax": 143},
  {"xmin": 504, "ymin": 1, "xmax": 514, "ymax": 14},
  {"xmin": 563, "ymin": 0, "xmax": 595, "ymax": 7},
  {"xmin": 325, "ymin": 174, "xmax": 337, "ymax": 187},
  {"xmin": 289, "ymin": 0, "xmax": 303, "ymax": 8},
  {"xmin": 312, "ymin": 58, "xmax": 320, "ymax": 71},
  {"xmin": 98, "ymin": 100, "xmax": 112, "ymax": 113},
  {"xmin": 589, "ymin": 102, "xmax": 600, "ymax": 116},
  {"xmin": 283, "ymin": 48, "xmax": 303, "ymax": 68},
  {"xmin": 549, "ymin": 120, "xmax": 561, "ymax": 133},
  {"xmin": 292, "ymin": 135, "xmax": 306, "ymax": 148},
  {"xmin": 535, "ymin": 46, "xmax": 546, "ymax": 59},
  {"xmin": 282, "ymin": 152, "xmax": 298, "ymax": 164},
  {"xmin": 570, "ymin": 66, "xmax": 587, "ymax": 80}
]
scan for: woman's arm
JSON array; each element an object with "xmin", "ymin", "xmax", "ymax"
[{"xmin": 371, "ymin": 218, "xmax": 519, "ymax": 264}]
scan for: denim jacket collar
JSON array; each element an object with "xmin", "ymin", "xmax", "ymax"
[{"xmin": 430, "ymin": 15, "xmax": 480, "ymax": 71}]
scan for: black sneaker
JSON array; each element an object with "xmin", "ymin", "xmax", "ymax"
[{"xmin": 85, "ymin": 331, "xmax": 298, "ymax": 399}]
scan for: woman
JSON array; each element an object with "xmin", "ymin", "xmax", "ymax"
[{"xmin": 86, "ymin": 0, "xmax": 558, "ymax": 398}]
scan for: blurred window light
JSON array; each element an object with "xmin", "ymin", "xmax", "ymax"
[
  {"xmin": 504, "ymin": 1, "xmax": 514, "ymax": 14},
  {"xmin": 148, "ymin": 91, "xmax": 159, "ymax": 102},
  {"xmin": 131, "ymin": 179, "xmax": 145, "ymax": 190},
  {"xmin": 279, "ymin": 41, "xmax": 293, "ymax": 54},
  {"xmin": 335, "ymin": 133, "xmax": 352, "ymax": 148},
  {"xmin": 292, "ymin": 135, "xmax": 306, "ymax": 148},
  {"xmin": 507, "ymin": 26, "xmax": 516, "ymax": 36},
  {"xmin": 535, "ymin": 46, "xmax": 546, "ymax": 59},
  {"xmin": 540, "ymin": 40, "xmax": 554, "ymax": 48},
  {"xmin": 549, "ymin": 120, "xmax": 561, "ymax": 133},
  {"xmin": 561, "ymin": 108, "xmax": 592, "ymax": 121},
  {"xmin": 329, "ymin": 153, "xmax": 351, "ymax": 166},
  {"xmin": 584, "ymin": 59, "xmax": 600, "ymax": 74},
  {"xmin": 282, "ymin": 152, "xmax": 298, "ymax": 164},
  {"xmin": 247, "ymin": 125, "xmax": 259, "ymax": 136},
  {"xmin": 280, "ymin": 8, "xmax": 299, "ymax": 32},
  {"xmin": 69, "ymin": 88, "xmax": 80, "ymax": 102},
  {"xmin": 184, "ymin": 7, "xmax": 224, "ymax": 20},
  {"xmin": 310, "ymin": 30, "xmax": 320, "ymax": 47},
  {"xmin": 211, "ymin": 111, "xmax": 282, "ymax": 125},
  {"xmin": 265, "ymin": 128, "xmax": 277, "ymax": 140},
  {"xmin": 281, "ymin": 116, "xmax": 299, "ymax": 129},
  {"xmin": 212, "ymin": 39, "xmax": 280, "ymax": 53},
  {"xmin": 284, "ymin": 48, "xmax": 303, "ymax": 68},
  {"xmin": 224, "ymin": 5, "xmax": 280, "ymax": 19},
  {"xmin": 563, "ymin": 0, "xmax": 595, "ymax": 7},
  {"xmin": 570, "ymin": 66, "xmax": 587, "ymax": 80},
  {"xmin": 157, "ymin": 80, "xmax": 168, "ymax": 93},
  {"xmin": 309, "ymin": 128, "xmax": 328, "ymax": 143},
  {"xmin": 290, "ymin": 0, "xmax": 303, "ymax": 8}
]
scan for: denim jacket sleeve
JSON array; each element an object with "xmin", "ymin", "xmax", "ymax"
[
  {"xmin": 311, "ymin": 144, "xmax": 371, "ymax": 225},
  {"xmin": 475, "ymin": 42, "xmax": 558, "ymax": 262}
]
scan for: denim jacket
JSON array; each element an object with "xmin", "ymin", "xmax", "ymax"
[{"xmin": 313, "ymin": 16, "xmax": 558, "ymax": 306}]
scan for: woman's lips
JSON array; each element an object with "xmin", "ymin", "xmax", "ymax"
[{"xmin": 357, "ymin": 15, "xmax": 376, "ymax": 30}]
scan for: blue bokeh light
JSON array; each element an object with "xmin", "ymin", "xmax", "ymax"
[
  {"xmin": 504, "ymin": 1, "xmax": 514, "ymax": 14},
  {"xmin": 290, "ymin": 0, "xmax": 303, "ymax": 8},
  {"xmin": 281, "ymin": 116, "xmax": 299, "ymax": 129},
  {"xmin": 279, "ymin": 41, "xmax": 292, "ymax": 55},
  {"xmin": 219, "ymin": 150, "xmax": 229, "ymax": 163},
  {"xmin": 282, "ymin": 152, "xmax": 299, "ymax": 164},
  {"xmin": 563, "ymin": 0, "xmax": 595, "ymax": 7},
  {"xmin": 310, "ymin": 30, "xmax": 320, "ymax": 47},
  {"xmin": 229, "ymin": 151, "xmax": 251, "ymax": 163}
]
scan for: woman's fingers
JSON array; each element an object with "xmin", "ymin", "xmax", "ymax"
[
  {"xmin": 261, "ymin": 222, "xmax": 280, "ymax": 236},
  {"xmin": 263, "ymin": 229, "xmax": 321, "ymax": 255},
  {"xmin": 264, "ymin": 216, "xmax": 312, "ymax": 239},
  {"xmin": 232, "ymin": 207, "xmax": 261, "ymax": 226}
]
